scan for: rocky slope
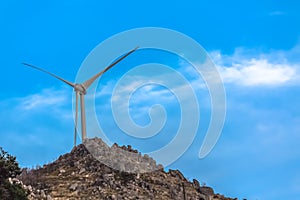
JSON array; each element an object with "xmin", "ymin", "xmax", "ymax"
[{"xmin": 18, "ymin": 138, "xmax": 235, "ymax": 200}]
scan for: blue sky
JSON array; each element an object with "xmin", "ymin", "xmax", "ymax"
[{"xmin": 1, "ymin": 0, "xmax": 300, "ymax": 199}]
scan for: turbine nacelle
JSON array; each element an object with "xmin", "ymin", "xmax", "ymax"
[{"xmin": 74, "ymin": 84, "xmax": 87, "ymax": 95}]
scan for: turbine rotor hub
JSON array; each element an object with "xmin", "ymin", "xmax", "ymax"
[{"xmin": 74, "ymin": 84, "xmax": 87, "ymax": 95}]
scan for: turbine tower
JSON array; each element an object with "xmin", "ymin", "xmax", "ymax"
[{"xmin": 23, "ymin": 47, "xmax": 138, "ymax": 147}]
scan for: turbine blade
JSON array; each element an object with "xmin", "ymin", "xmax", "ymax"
[
  {"xmin": 22, "ymin": 63, "xmax": 75, "ymax": 87},
  {"xmin": 74, "ymin": 91, "xmax": 79, "ymax": 147},
  {"xmin": 82, "ymin": 46, "xmax": 139, "ymax": 89}
]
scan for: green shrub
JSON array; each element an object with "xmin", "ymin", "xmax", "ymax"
[{"xmin": 0, "ymin": 147, "xmax": 28, "ymax": 199}]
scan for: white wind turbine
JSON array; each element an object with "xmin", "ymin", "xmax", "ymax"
[{"xmin": 23, "ymin": 47, "xmax": 138, "ymax": 147}]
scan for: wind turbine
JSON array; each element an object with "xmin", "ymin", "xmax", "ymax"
[{"xmin": 23, "ymin": 47, "xmax": 138, "ymax": 147}]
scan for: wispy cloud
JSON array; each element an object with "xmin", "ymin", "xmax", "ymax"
[
  {"xmin": 269, "ymin": 11, "xmax": 285, "ymax": 16},
  {"xmin": 6, "ymin": 87, "xmax": 74, "ymax": 120},
  {"xmin": 19, "ymin": 88, "xmax": 69, "ymax": 110}
]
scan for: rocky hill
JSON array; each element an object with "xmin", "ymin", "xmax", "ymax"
[{"xmin": 17, "ymin": 138, "xmax": 235, "ymax": 200}]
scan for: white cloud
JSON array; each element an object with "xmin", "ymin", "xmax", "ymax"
[
  {"xmin": 18, "ymin": 87, "xmax": 70, "ymax": 110},
  {"xmin": 219, "ymin": 59, "xmax": 296, "ymax": 86},
  {"xmin": 210, "ymin": 47, "xmax": 299, "ymax": 86}
]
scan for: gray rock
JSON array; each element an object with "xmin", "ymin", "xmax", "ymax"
[
  {"xmin": 27, "ymin": 185, "xmax": 33, "ymax": 192},
  {"xmin": 193, "ymin": 179, "xmax": 201, "ymax": 191},
  {"xmin": 46, "ymin": 194, "xmax": 52, "ymax": 200},
  {"xmin": 79, "ymin": 168, "xmax": 86, "ymax": 174},
  {"xmin": 41, "ymin": 190, "xmax": 46, "ymax": 198},
  {"xmin": 69, "ymin": 183, "xmax": 78, "ymax": 191},
  {"xmin": 199, "ymin": 186, "xmax": 214, "ymax": 196}
]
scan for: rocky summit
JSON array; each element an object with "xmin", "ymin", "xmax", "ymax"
[{"xmin": 18, "ymin": 138, "xmax": 235, "ymax": 200}]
